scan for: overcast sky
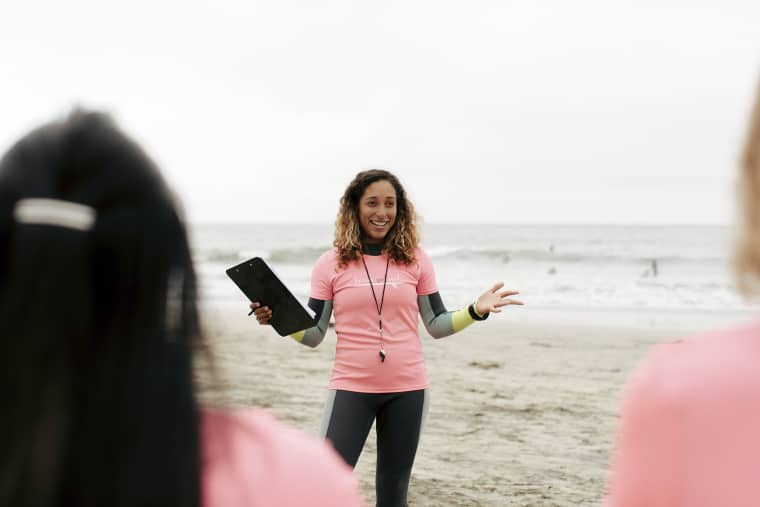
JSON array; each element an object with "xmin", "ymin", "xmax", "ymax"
[{"xmin": 1, "ymin": 1, "xmax": 759, "ymax": 224}]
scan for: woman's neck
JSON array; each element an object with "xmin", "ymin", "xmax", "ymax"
[{"xmin": 362, "ymin": 242, "xmax": 384, "ymax": 256}]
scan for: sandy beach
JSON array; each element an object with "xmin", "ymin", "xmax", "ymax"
[{"xmin": 197, "ymin": 305, "xmax": 756, "ymax": 506}]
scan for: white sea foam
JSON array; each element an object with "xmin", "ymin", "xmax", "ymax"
[{"xmin": 191, "ymin": 223, "xmax": 756, "ymax": 312}]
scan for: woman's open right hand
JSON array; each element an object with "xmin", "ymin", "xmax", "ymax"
[{"xmin": 250, "ymin": 301, "xmax": 272, "ymax": 325}]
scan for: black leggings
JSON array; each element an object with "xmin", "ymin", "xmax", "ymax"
[{"xmin": 320, "ymin": 389, "xmax": 428, "ymax": 507}]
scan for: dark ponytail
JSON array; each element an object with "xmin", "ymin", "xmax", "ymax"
[{"xmin": 0, "ymin": 111, "xmax": 201, "ymax": 507}]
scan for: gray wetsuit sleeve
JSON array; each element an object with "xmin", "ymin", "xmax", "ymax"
[
  {"xmin": 290, "ymin": 297, "xmax": 333, "ymax": 348},
  {"xmin": 418, "ymin": 292, "xmax": 488, "ymax": 339}
]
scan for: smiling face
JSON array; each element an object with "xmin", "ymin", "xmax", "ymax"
[{"xmin": 357, "ymin": 179, "xmax": 397, "ymax": 244}]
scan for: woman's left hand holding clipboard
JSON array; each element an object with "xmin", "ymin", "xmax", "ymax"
[{"xmin": 250, "ymin": 302, "xmax": 272, "ymax": 325}]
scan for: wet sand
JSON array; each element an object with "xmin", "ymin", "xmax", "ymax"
[{"xmin": 197, "ymin": 305, "xmax": 753, "ymax": 506}]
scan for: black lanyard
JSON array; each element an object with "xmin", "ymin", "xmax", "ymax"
[{"xmin": 361, "ymin": 254, "xmax": 390, "ymax": 362}]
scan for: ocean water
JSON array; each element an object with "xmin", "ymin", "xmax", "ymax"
[{"xmin": 190, "ymin": 223, "xmax": 754, "ymax": 313}]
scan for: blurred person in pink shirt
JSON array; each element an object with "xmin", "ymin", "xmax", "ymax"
[
  {"xmin": 604, "ymin": 80, "xmax": 760, "ymax": 507},
  {"xmin": 0, "ymin": 111, "xmax": 365, "ymax": 507}
]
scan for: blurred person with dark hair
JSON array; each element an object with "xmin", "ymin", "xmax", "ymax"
[
  {"xmin": 0, "ymin": 111, "xmax": 365, "ymax": 507},
  {"xmin": 603, "ymin": 80, "xmax": 760, "ymax": 507}
]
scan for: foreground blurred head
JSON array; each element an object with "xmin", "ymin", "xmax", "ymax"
[
  {"xmin": 736, "ymin": 82, "xmax": 760, "ymax": 297},
  {"xmin": 0, "ymin": 111, "xmax": 201, "ymax": 507}
]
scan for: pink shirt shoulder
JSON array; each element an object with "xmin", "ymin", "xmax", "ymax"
[
  {"xmin": 310, "ymin": 248, "xmax": 338, "ymax": 300},
  {"xmin": 202, "ymin": 409, "xmax": 365, "ymax": 507},
  {"xmin": 415, "ymin": 246, "xmax": 438, "ymax": 295},
  {"xmin": 604, "ymin": 321, "xmax": 760, "ymax": 507}
]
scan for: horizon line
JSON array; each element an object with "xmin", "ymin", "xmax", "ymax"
[{"xmin": 188, "ymin": 221, "xmax": 733, "ymax": 227}]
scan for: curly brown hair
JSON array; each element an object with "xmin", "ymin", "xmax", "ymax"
[
  {"xmin": 333, "ymin": 169, "xmax": 419, "ymax": 267},
  {"xmin": 735, "ymin": 79, "xmax": 760, "ymax": 296}
]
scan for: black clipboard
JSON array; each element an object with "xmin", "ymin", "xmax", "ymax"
[{"xmin": 226, "ymin": 257, "xmax": 316, "ymax": 336}]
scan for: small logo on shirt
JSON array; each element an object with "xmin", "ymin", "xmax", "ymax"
[{"xmin": 351, "ymin": 274, "xmax": 402, "ymax": 289}]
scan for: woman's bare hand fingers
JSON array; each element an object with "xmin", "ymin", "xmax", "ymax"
[
  {"xmin": 494, "ymin": 298, "xmax": 524, "ymax": 308},
  {"xmin": 489, "ymin": 281, "xmax": 505, "ymax": 293}
]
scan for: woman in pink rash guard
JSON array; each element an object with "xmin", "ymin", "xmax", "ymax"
[
  {"xmin": 0, "ymin": 111, "xmax": 365, "ymax": 507},
  {"xmin": 603, "ymin": 81, "xmax": 760, "ymax": 507},
  {"xmin": 251, "ymin": 170, "xmax": 523, "ymax": 506}
]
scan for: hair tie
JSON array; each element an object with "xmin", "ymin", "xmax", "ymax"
[{"xmin": 14, "ymin": 198, "xmax": 96, "ymax": 231}]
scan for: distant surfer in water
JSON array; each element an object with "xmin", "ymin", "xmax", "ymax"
[{"xmin": 641, "ymin": 259, "xmax": 659, "ymax": 278}]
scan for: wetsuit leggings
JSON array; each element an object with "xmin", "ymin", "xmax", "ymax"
[{"xmin": 320, "ymin": 389, "xmax": 429, "ymax": 507}]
